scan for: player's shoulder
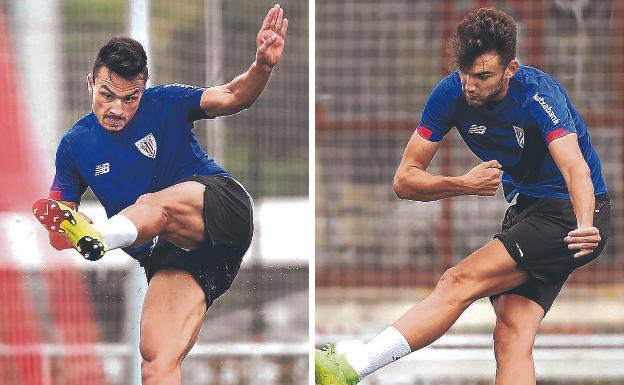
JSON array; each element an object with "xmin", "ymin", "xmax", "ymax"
[
  {"xmin": 510, "ymin": 66, "xmax": 568, "ymax": 107},
  {"xmin": 434, "ymin": 70, "xmax": 462, "ymax": 95},
  {"xmin": 142, "ymin": 83, "xmax": 204, "ymax": 100},
  {"xmin": 428, "ymin": 70, "xmax": 463, "ymax": 103},
  {"xmin": 511, "ymin": 66, "xmax": 572, "ymax": 128},
  {"xmin": 60, "ymin": 113, "xmax": 97, "ymax": 147}
]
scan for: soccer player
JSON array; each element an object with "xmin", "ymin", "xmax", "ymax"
[
  {"xmin": 316, "ymin": 7, "xmax": 610, "ymax": 385},
  {"xmin": 32, "ymin": 5, "xmax": 287, "ymax": 385}
]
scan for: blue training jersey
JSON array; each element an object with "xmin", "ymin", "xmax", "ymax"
[
  {"xmin": 417, "ymin": 66, "xmax": 607, "ymax": 202},
  {"xmin": 50, "ymin": 84, "xmax": 229, "ymax": 259}
]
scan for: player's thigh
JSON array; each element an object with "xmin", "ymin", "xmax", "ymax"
[
  {"xmin": 140, "ymin": 268, "xmax": 206, "ymax": 362},
  {"xmin": 491, "ymin": 274, "xmax": 566, "ymax": 315},
  {"xmin": 492, "ymin": 294, "xmax": 544, "ymax": 349},
  {"xmin": 450, "ymin": 239, "xmax": 529, "ymax": 298},
  {"xmin": 493, "ymin": 294, "xmax": 544, "ymax": 331}
]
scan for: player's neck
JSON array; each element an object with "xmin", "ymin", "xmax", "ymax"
[
  {"xmin": 485, "ymin": 80, "xmax": 511, "ymax": 110},
  {"xmin": 484, "ymin": 100, "xmax": 500, "ymax": 110}
]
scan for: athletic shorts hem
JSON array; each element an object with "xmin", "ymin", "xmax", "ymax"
[
  {"xmin": 140, "ymin": 242, "xmax": 244, "ymax": 310},
  {"xmin": 140, "ymin": 174, "xmax": 253, "ymax": 309},
  {"xmin": 493, "ymin": 233, "xmax": 524, "ymax": 269},
  {"xmin": 489, "ymin": 193, "xmax": 611, "ymax": 313}
]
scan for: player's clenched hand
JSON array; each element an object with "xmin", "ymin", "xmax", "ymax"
[
  {"xmin": 461, "ymin": 160, "xmax": 502, "ymax": 196},
  {"xmin": 256, "ymin": 4, "xmax": 288, "ymax": 68},
  {"xmin": 565, "ymin": 226, "xmax": 601, "ymax": 258}
]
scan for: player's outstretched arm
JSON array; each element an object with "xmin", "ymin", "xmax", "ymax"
[
  {"xmin": 394, "ymin": 131, "xmax": 502, "ymax": 201},
  {"xmin": 549, "ymin": 133, "xmax": 600, "ymax": 258},
  {"xmin": 200, "ymin": 4, "xmax": 288, "ymax": 117}
]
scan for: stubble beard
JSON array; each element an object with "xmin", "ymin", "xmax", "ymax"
[{"xmin": 464, "ymin": 73, "xmax": 506, "ymax": 107}]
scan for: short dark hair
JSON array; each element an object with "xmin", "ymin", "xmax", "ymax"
[
  {"xmin": 448, "ymin": 7, "xmax": 517, "ymax": 70},
  {"xmin": 93, "ymin": 36, "xmax": 148, "ymax": 80}
]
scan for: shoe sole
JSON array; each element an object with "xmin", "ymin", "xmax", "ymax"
[{"xmin": 32, "ymin": 198, "xmax": 106, "ymax": 261}]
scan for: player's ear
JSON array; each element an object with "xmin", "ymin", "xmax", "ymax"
[
  {"xmin": 87, "ymin": 73, "xmax": 94, "ymax": 95},
  {"xmin": 506, "ymin": 59, "xmax": 519, "ymax": 79}
]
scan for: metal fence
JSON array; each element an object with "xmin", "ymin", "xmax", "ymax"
[{"xmin": 316, "ymin": 0, "xmax": 623, "ymax": 293}]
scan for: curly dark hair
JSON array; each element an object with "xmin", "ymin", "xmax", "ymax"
[
  {"xmin": 93, "ymin": 36, "xmax": 148, "ymax": 80},
  {"xmin": 448, "ymin": 7, "xmax": 517, "ymax": 70}
]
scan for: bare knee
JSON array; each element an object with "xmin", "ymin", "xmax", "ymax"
[
  {"xmin": 493, "ymin": 318, "xmax": 535, "ymax": 360},
  {"xmin": 140, "ymin": 339, "xmax": 181, "ymax": 383},
  {"xmin": 136, "ymin": 192, "xmax": 164, "ymax": 211},
  {"xmin": 135, "ymin": 193, "xmax": 169, "ymax": 224},
  {"xmin": 434, "ymin": 266, "xmax": 478, "ymax": 307}
]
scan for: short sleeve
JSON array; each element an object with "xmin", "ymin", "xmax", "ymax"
[
  {"xmin": 417, "ymin": 73, "xmax": 460, "ymax": 142},
  {"xmin": 159, "ymin": 84, "xmax": 211, "ymax": 122},
  {"xmin": 527, "ymin": 82, "xmax": 576, "ymax": 144},
  {"xmin": 50, "ymin": 137, "xmax": 87, "ymax": 203}
]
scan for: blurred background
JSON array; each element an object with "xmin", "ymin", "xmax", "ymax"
[
  {"xmin": 316, "ymin": 1, "xmax": 623, "ymax": 384},
  {"xmin": 0, "ymin": 1, "xmax": 308, "ymax": 384}
]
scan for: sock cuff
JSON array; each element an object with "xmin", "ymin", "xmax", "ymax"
[
  {"xmin": 383, "ymin": 326, "xmax": 411, "ymax": 351},
  {"xmin": 109, "ymin": 214, "xmax": 137, "ymax": 232},
  {"xmin": 94, "ymin": 214, "xmax": 138, "ymax": 249},
  {"xmin": 346, "ymin": 326, "xmax": 412, "ymax": 380}
]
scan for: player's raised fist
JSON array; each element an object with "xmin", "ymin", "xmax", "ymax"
[{"xmin": 256, "ymin": 4, "xmax": 288, "ymax": 68}]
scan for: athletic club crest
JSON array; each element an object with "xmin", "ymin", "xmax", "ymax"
[
  {"xmin": 135, "ymin": 133, "xmax": 157, "ymax": 158},
  {"xmin": 513, "ymin": 125, "xmax": 524, "ymax": 148}
]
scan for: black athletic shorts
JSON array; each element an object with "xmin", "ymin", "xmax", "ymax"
[
  {"xmin": 490, "ymin": 193, "xmax": 611, "ymax": 313},
  {"xmin": 140, "ymin": 175, "xmax": 254, "ymax": 309}
]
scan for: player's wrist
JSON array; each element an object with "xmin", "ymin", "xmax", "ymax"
[
  {"xmin": 453, "ymin": 175, "xmax": 475, "ymax": 195},
  {"xmin": 252, "ymin": 60, "xmax": 274, "ymax": 73}
]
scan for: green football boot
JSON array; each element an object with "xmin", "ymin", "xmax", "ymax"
[{"xmin": 315, "ymin": 345, "xmax": 360, "ymax": 385}]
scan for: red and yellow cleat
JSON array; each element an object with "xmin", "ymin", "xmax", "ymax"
[{"xmin": 32, "ymin": 199, "xmax": 107, "ymax": 261}]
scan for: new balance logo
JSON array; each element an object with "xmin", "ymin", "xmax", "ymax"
[
  {"xmin": 468, "ymin": 124, "xmax": 487, "ymax": 134},
  {"xmin": 135, "ymin": 133, "xmax": 157, "ymax": 158},
  {"xmin": 94, "ymin": 162, "xmax": 110, "ymax": 176}
]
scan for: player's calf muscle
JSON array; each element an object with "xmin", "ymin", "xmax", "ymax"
[
  {"xmin": 140, "ymin": 183, "xmax": 206, "ymax": 246},
  {"xmin": 123, "ymin": 186, "xmax": 200, "ymax": 242},
  {"xmin": 121, "ymin": 199, "xmax": 168, "ymax": 246}
]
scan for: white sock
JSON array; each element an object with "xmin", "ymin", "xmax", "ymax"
[
  {"xmin": 345, "ymin": 326, "xmax": 412, "ymax": 380},
  {"xmin": 93, "ymin": 214, "xmax": 138, "ymax": 250}
]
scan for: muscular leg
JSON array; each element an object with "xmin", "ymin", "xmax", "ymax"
[
  {"xmin": 120, "ymin": 181, "xmax": 207, "ymax": 249},
  {"xmin": 393, "ymin": 239, "xmax": 529, "ymax": 350},
  {"xmin": 318, "ymin": 240, "xmax": 533, "ymax": 383},
  {"xmin": 139, "ymin": 269, "xmax": 206, "ymax": 385},
  {"xmin": 492, "ymin": 294, "xmax": 543, "ymax": 385}
]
